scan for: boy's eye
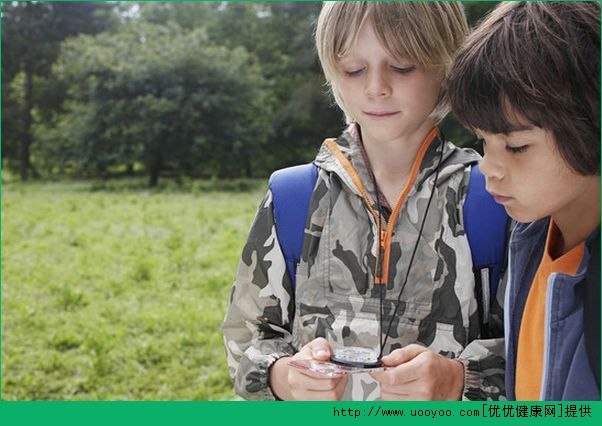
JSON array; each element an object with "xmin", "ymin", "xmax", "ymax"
[
  {"xmin": 391, "ymin": 65, "xmax": 416, "ymax": 74},
  {"xmin": 506, "ymin": 145, "xmax": 529, "ymax": 154},
  {"xmin": 344, "ymin": 68, "xmax": 365, "ymax": 77}
]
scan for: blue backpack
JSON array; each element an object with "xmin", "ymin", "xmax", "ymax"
[{"xmin": 269, "ymin": 162, "xmax": 508, "ymax": 336}]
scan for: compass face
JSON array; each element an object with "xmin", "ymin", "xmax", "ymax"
[{"xmin": 330, "ymin": 346, "xmax": 381, "ymax": 368}]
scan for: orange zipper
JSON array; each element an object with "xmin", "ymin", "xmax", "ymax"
[{"xmin": 325, "ymin": 127, "xmax": 439, "ymax": 286}]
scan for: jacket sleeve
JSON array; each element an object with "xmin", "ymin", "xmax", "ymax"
[
  {"xmin": 458, "ymin": 266, "xmax": 507, "ymax": 401},
  {"xmin": 222, "ymin": 190, "xmax": 297, "ymax": 400}
]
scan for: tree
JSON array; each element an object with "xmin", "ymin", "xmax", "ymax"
[
  {"xmin": 207, "ymin": 2, "xmax": 344, "ymax": 168},
  {"xmin": 137, "ymin": 2, "xmax": 343, "ymax": 171},
  {"xmin": 18, "ymin": 2, "xmax": 499, "ymax": 181},
  {"xmin": 37, "ymin": 22, "xmax": 271, "ymax": 185},
  {"xmin": 1, "ymin": 2, "xmax": 115, "ymax": 180}
]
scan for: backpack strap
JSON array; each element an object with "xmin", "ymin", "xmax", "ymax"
[
  {"xmin": 269, "ymin": 163, "xmax": 318, "ymax": 289},
  {"xmin": 464, "ymin": 164, "xmax": 509, "ymax": 337}
]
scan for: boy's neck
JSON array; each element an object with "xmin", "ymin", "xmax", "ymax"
[
  {"xmin": 552, "ymin": 176, "xmax": 600, "ymax": 258},
  {"xmin": 359, "ymin": 121, "xmax": 435, "ymax": 206},
  {"xmin": 360, "ymin": 120, "xmax": 436, "ymax": 183}
]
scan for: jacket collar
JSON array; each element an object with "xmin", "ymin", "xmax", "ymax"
[{"xmin": 313, "ymin": 123, "xmax": 480, "ymax": 200}]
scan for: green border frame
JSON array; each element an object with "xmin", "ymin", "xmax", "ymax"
[
  {"xmin": 0, "ymin": 401, "xmax": 601, "ymax": 425},
  {"xmin": 1, "ymin": 1, "xmax": 600, "ymax": 425}
]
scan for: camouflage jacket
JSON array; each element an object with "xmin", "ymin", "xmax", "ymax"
[{"xmin": 222, "ymin": 125, "xmax": 506, "ymax": 401}]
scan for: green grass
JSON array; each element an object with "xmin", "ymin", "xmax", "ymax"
[{"xmin": 1, "ymin": 178, "xmax": 266, "ymax": 400}]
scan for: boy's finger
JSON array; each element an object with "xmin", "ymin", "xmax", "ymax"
[
  {"xmin": 380, "ymin": 344, "xmax": 427, "ymax": 366},
  {"xmin": 370, "ymin": 362, "xmax": 420, "ymax": 386},
  {"xmin": 305, "ymin": 337, "xmax": 332, "ymax": 360}
]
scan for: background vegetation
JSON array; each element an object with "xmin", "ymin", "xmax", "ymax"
[
  {"xmin": 2, "ymin": 2, "xmax": 497, "ymax": 400},
  {"xmin": 2, "ymin": 1, "xmax": 496, "ymax": 186}
]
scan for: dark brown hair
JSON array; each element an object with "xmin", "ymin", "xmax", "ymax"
[{"xmin": 448, "ymin": 1, "xmax": 600, "ymax": 175}]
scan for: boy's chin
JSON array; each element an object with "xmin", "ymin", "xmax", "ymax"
[{"xmin": 503, "ymin": 205, "xmax": 544, "ymax": 224}]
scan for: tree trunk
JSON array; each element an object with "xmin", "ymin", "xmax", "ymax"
[
  {"xmin": 20, "ymin": 62, "xmax": 33, "ymax": 181},
  {"xmin": 148, "ymin": 149, "xmax": 162, "ymax": 187}
]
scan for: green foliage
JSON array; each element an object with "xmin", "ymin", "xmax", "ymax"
[
  {"xmin": 1, "ymin": 2, "xmax": 117, "ymax": 179},
  {"xmin": 1, "ymin": 2, "xmax": 116, "ymax": 79},
  {"xmin": 34, "ymin": 22, "xmax": 271, "ymax": 184},
  {"xmin": 224, "ymin": 2, "xmax": 344, "ymax": 167},
  {"xmin": 1, "ymin": 73, "xmax": 25, "ymax": 164},
  {"xmin": 2, "ymin": 179, "xmax": 265, "ymax": 400}
]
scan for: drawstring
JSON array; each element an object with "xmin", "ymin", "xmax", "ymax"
[{"xmin": 378, "ymin": 137, "xmax": 445, "ymax": 358}]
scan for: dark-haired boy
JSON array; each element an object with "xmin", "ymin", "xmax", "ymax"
[{"xmin": 447, "ymin": 1, "xmax": 600, "ymax": 400}]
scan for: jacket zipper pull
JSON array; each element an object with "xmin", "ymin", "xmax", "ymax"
[{"xmin": 376, "ymin": 230, "xmax": 387, "ymax": 285}]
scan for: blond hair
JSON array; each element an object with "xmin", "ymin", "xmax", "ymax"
[{"xmin": 315, "ymin": 1, "xmax": 468, "ymax": 124}]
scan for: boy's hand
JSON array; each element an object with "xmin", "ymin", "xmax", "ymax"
[
  {"xmin": 369, "ymin": 344, "xmax": 464, "ymax": 400},
  {"xmin": 269, "ymin": 337, "xmax": 348, "ymax": 400}
]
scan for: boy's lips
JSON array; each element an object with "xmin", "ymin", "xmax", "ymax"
[
  {"xmin": 363, "ymin": 111, "xmax": 400, "ymax": 118},
  {"xmin": 488, "ymin": 191, "xmax": 513, "ymax": 204}
]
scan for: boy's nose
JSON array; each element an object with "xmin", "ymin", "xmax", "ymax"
[
  {"xmin": 365, "ymin": 71, "xmax": 391, "ymax": 98},
  {"xmin": 479, "ymin": 153, "xmax": 504, "ymax": 180},
  {"xmin": 480, "ymin": 151, "xmax": 505, "ymax": 181}
]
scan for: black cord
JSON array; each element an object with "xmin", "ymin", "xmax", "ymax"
[{"xmin": 379, "ymin": 136, "xmax": 445, "ymax": 356}]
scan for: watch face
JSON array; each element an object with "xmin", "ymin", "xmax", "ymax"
[{"xmin": 330, "ymin": 346, "xmax": 381, "ymax": 368}]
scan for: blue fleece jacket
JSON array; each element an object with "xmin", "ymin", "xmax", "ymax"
[{"xmin": 505, "ymin": 218, "xmax": 600, "ymax": 400}]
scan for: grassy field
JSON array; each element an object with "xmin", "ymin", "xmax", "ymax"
[{"xmin": 1, "ymin": 178, "xmax": 266, "ymax": 400}]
